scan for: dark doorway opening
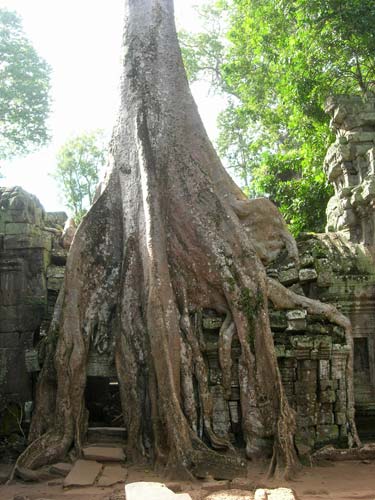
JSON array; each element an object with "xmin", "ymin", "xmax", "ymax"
[
  {"xmin": 85, "ymin": 376, "xmax": 122, "ymax": 427},
  {"xmin": 353, "ymin": 337, "xmax": 375, "ymax": 441}
]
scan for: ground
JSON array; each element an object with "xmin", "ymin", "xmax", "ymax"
[{"xmin": 1, "ymin": 460, "xmax": 375, "ymax": 499}]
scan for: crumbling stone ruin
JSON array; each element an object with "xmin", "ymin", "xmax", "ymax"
[
  {"xmin": 1, "ymin": 95, "xmax": 375, "ymax": 467},
  {"xmin": 325, "ymin": 93, "xmax": 375, "ymax": 245},
  {"xmin": 0, "ymin": 186, "xmax": 68, "ymax": 455},
  {"xmin": 169, "ymin": 94, "xmax": 375, "ymax": 457}
]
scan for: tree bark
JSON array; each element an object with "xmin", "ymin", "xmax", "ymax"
[{"xmin": 15, "ymin": 0, "xmax": 357, "ymax": 479}]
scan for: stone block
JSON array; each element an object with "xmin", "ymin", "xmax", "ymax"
[
  {"xmin": 287, "ymin": 320, "xmax": 307, "ymax": 332},
  {"xmin": 286, "ymin": 310, "xmax": 307, "ymax": 331},
  {"xmin": 269, "ymin": 311, "xmax": 287, "ymax": 331},
  {"xmin": 266, "ymin": 268, "xmax": 279, "ymax": 279},
  {"xmin": 5, "ymin": 223, "xmax": 36, "ymax": 235},
  {"xmin": 297, "ymin": 359, "xmax": 318, "ymax": 384},
  {"xmin": 295, "ymin": 428, "xmax": 316, "ymax": 455},
  {"xmin": 338, "ymin": 378, "xmax": 346, "ymax": 390},
  {"xmin": 0, "ymin": 187, "xmax": 44, "ymax": 226},
  {"xmin": 318, "ymin": 359, "xmax": 331, "ymax": 379},
  {"xmin": 279, "ymin": 366, "xmax": 296, "ymax": 383},
  {"xmin": 0, "ymin": 304, "xmax": 45, "ymax": 333},
  {"xmin": 336, "ymin": 389, "xmax": 347, "ymax": 403},
  {"xmin": 97, "ymin": 465, "xmax": 127, "ymax": 486},
  {"xmin": 300, "ymin": 254, "xmax": 315, "ymax": 267},
  {"xmin": 335, "ymin": 412, "xmax": 347, "ymax": 425},
  {"xmin": 0, "ymin": 332, "xmax": 25, "ymax": 349},
  {"xmin": 306, "ymin": 322, "xmax": 330, "ymax": 335},
  {"xmin": 286, "ymin": 310, "xmax": 307, "ymax": 321},
  {"xmin": 203, "ymin": 317, "xmax": 223, "ymax": 330},
  {"xmin": 316, "ymin": 424, "xmax": 339, "ymax": 443},
  {"xmin": 318, "ymin": 407, "xmax": 334, "ymax": 425},
  {"xmin": 82, "ymin": 446, "xmax": 125, "ymax": 462},
  {"xmin": 47, "ymin": 265, "xmax": 65, "ymax": 292},
  {"xmin": 300, "ymin": 359, "xmax": 317, "ymax": 369},
  {"xmin": 25, "ymin": 349, "xmax": 40, "ymax": 373},
  {"xmin": 229, "ymin": 387, "xmax": 240, "ymax": 402},
  {"xmin": 334, "ymin": 400, "xmax": 346, "ymax": 413},
  {"xmin": 63, "ymin": 459, "xmax": 102, "ymax": 487},
  {"xmin": 319, "ymin": 379, "xmax": 336, "ymax": 391},
  {"xmin": 275, "ymin": 345, "xmax": 286, "ymax": 357},
  {"xmin": 0, "ymin": 347, "xmax": 32, "ymax": 401},
  {"xmin": 4, "ymin": 232, "xmax": 51, "ymax": 251},
  {"xmin": 49, "ymin": 462, "xmax": 73, "ymax": 477},
  {"xmin": 296, "ymin": 414, "xmax": 317, "ymax": 427},
  {"xmin": 190, "ymin": 450, "xmax": 246, "ymax": 480},
  {"xmin": 299, "ymin": 268, "xmax": 318, "ymax": 283},
  {"xmin": 87, "ymin": 351, "xmax": 116, "ymax": 377},
  {"xmin": 314, "ymin": 337, "xmax": 332, "ymax": 359},
  {"xmin": 296, "ymin": 401, "xmax": 317, "ymax": 419},
  {"xmin": 46, "ymin": 211, "xmax": 67, "ymax": 227},
  {"xmin": 279, "ymin": 268, "xmax": 299, "ymax": 286},
  {"xmin": 211, "ymin": 386, "xmax": 231, "ymax": 437},
  {"xmin": 51, "ymin": 243, "xmax": 67, "ymax": 266},
  {"xmin": 331, "ymin": 325, "xmax": 345, "ymax": 339},
  {"xmin": 331, "ymin": 367, "xmax": 345, "ymax": 380},
  {"xmin": 294, "ymin": 381, "xmax": 316, "ymax": 395},
  {"xmin": 346, "ymin": 131, "xmax": 375, "ymax": 143},
  {"xmin": 315, "ymin": 259, "xmax": 334, "ymax": 287},
  {"xmin": 209, "ymin": 367, "xmax": 222, "ymax": 385},
  {"xmin": 319, "ymin": 389, "xmax": 336, "ymax": 404}
]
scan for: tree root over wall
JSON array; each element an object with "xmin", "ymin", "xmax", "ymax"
[{"xmin": 12, "ymin": 0, "xmax": 361, "ymax": 482}]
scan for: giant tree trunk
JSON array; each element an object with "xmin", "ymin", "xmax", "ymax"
[{"xmin": 15, "ymin": 0, "xmax": 357, "ymax": 479}]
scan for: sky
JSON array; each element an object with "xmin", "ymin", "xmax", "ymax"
[{"xmin": 0, "ymin": 0, "xmax": 226, "ymax": 214}]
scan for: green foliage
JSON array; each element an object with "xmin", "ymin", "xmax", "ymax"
[
  {"xmin": 180, "ymin": 0, "xmax": 375, "ymax": 234},
  {"xmin": 0, "ymin": 9, "xmax": 51, "ymax": 159},
  {"xmin": 179, "ymin": 3, "xmax": 227, "ymax": 91},
  {"xmin": 54, "ymin": 131, "xmax": 107, "ymax": 223}
]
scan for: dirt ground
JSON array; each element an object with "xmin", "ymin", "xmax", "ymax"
[{"xmin": 1, "ymin": 460, "xmax": 375, "ymax": 500}]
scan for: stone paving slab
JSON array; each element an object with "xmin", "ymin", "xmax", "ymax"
[
  {"xmin": 49, "ymin": 462, "xmax": 72, "ymax": 477},
  {"xmin": 87, "ymin": 426, "xmax": 126, "ymax": 443},
  {"xmin": 63, "ymin": 459, "xmax": 102, "ymax": 487},
  {"xmin": 125, "ymin": 482, "xmax": 192, "ymax": 500},
  {"xmin": 82, "ymin": 446, "xmax": 125, "ymax": 462},
  {"xmin": 98, "ymin": 465, "xmax": 127, "ymax": 486}
]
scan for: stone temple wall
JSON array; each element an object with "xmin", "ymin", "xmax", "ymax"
[
  {"xmin": 280, "ymin": 233, "xmax": 375, "ymax": 449},
  {"xmin": 0, "ymin": 186, "xmax": 68, "ymax": 406},
  {"xmin": 322, "ymin": 93, "xmax": 375, "ymax": 439},
  {"xmin": 325, "ymin": 94, "xmax": 375, "ymax": 245}
]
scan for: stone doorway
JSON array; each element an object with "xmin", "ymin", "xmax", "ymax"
[
  {"xmin": 353, "ymin": 337, "xmax": 375, "ymax": 441},
  {"xmin": 85, "ymin": 376, "xmax": 122, "ymax": 428}
]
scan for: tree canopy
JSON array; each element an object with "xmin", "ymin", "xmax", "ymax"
[
  {"xmin": 0, "ymin": 9, "xmax": 51, "ymax": 160},
  {"xmin": 53, "ymin": 131, "xmax": 106, "ymax": 223},
  {"xmin": 180, "ymin": 0, "xmax": 375, "ymax": 234}
]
